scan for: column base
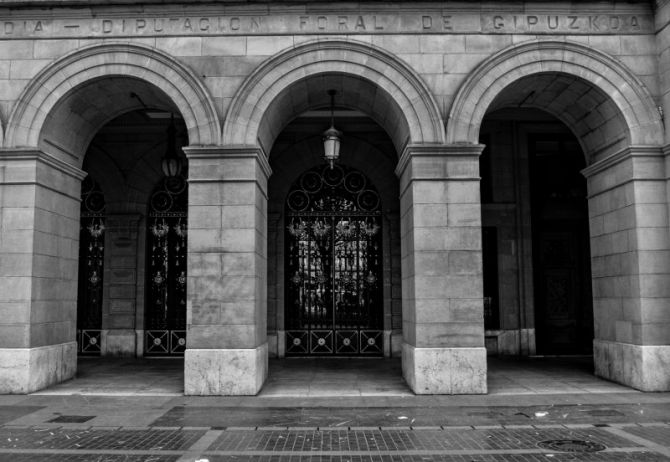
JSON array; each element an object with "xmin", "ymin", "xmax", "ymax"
[
  {"xmin": 0, "ymin": 342, "xmax": 77, "ymax": 394},
  {"xmin": 184, "ymin": 343, "xmax": 268, "ymax": 395},
  {"xmin": 402, "ymin": 343, "xmax": 487, "ymax": 394},
  {"xmin": 594, "ymin": 339, "xmax": 670, "ymax": 391},
  {"xmin": 102, "ymin": 329, "xmax": 136, "ymax": 357}
]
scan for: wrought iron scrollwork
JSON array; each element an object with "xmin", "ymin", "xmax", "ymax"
[
  {"xmin": 285, "ymin": 165, "xmax": 383, "ymax": 356},
  {"xmin": 146, "ymin": 174, "xmax": 188, "ymax": 356},
  {"xmin": 77, "ymin": 176, "xmax": 105, "ymax": 355}
]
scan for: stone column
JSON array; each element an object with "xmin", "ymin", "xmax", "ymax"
[
  {"xmin": 0, "ymin": 149, "xmax": 84, "ymax": 393},
  {"xmin": 584, "ymin": 147, "xmax": 670, "ymax": 391},
  {"xmin": 102, "ymin": 214, "xmax": 141, "ymax": 356},
  {"xmin": 396, "ymin": 144, "xmax": 487, "ymax": 394},
  {"xmin": 183, "ymin": 146, "xmax": 270, "ymax": 395}
]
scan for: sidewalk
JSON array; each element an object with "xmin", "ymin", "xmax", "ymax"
[{"xmin": 0, "ymin": 357, "xmax": 669, "ymax": 461}]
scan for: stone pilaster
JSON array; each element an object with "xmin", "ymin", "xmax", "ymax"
[
  {"xmin": 583, "ymin": 146, "xmax": 670, "ymax": 391},
  {"xmin": 102, "ymin": 214, "xmax": 141, "ymax": 356},
  {"xmin": 0, "ymin": 149, "xmax": 85, "ymax": 393},
  {"xmin": 396, "ymin": 144, "xmax": 487, "ymax": 394},
  {"xmin": 183, "ymin": 146, "xmax": 271, "ymax": 395}
]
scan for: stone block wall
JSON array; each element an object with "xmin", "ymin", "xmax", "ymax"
[
  {"xmin": 584, "ymin": 148, "xmax": 670, "ymax": 391},
  {"xmin": 184, "ymin": 147, "xmax": 269, "ymax": 395},
  {"xmin": 0, "ymin": 0, "xmax": 668, "ymax": 395},
  {"xmin": 398, "ymin": 145, "xmax": 486, "ymax": 394},
  {"xmin": 0, "ymin": 151, "xmax": 84, "ymax": 392}
]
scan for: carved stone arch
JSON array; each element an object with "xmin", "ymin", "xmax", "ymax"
[
  {"xmin": 447, "ymin": 39, "xmax": 663, "ymax": 161},
  {"xmin": 223, "ymin": 39, "xmax": 445, "ymax": 154},
  {"xmin": 5, "ymin": 42, "xmax": 221, "ymax": 165}
]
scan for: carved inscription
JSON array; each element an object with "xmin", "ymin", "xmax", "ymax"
[
  {"xmin": 482, "ymin": 14, "xmax": 649, "ymax": 33},
  {"xmin": 0, "ymin": 13, "xmax": 653, "ymax": 38}
]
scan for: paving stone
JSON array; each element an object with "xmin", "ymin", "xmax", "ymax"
[
  {"xmin": 0, "ymin": 406, "xmax": 44, "ymax": 425},
  {"xmin": 620, "ymin": 425, "xmax": 670, "ymax": 447},
  {"xmin": 0, "ymin": 427, "xmax": 205, "ymax": 450},
  {"xmin": 6, "ymin": 457, "xmax": 179, "ymax": 462}
]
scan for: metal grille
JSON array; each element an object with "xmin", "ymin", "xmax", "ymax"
[
  {"xmin": 285, "ymin": 165, "xmax": 383, "ymax": 356},
  {"xmin": 76, "ymin": 176, "xmax": 105, "ymax": 356},
  {"xmin": 146, "ymin": 175, "xmax": 188, "ymax": 356}
]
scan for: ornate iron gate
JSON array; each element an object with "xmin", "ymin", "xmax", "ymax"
[
  {"xmin": 77, "ymin": 176, "xmax": 105, "ymax": 355},
  {"xmin": 285, "ymin": 165, "xmax": 383, "ymax": 356},
  {"xmin": 145, "ymin": 175, "xmax": 188, "ymax": 356}
]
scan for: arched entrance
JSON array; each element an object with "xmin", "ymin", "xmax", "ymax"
[
  {"xmin": 204, "ymin": 38, "xmax": 487, "ymax": 395},
  {"xmin": 450, "ymin": 39, "xmax": 668, "ymax": 391},
  {"xmin": 0, "ymin": 43, "xmax": 218, "ymax": 392},
  {"xmin": 284, "ymin": 165, "xmax": 384, "ymax": 356}
]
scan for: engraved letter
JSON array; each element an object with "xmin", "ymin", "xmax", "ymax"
[
  {"xmin": 355, "ymin": 15, "xmax": 366, "ymax": 30},
  {"xmin": 548, "ymin": 16, "xmax": 558, "ymax": 29},
  {"xmin": 154, "ymin": 18, "xmax": 164, "ymax": 32},
  {"xmin": 568, "ymin": 16, "xmax": 579, "ymax": 30},
  {"xmin": 631, "ymin": 16, "xmax": 639, "ymax": 29},
  {"xmin": 338, "ymin": 16, "xmax": 348, "ymax": 30},
  {"xmin": 527, "ymin": 15, "xmax": 538, "ymax": 27},
  {"xmin": 183, "ymin": 18, "xmax": 193, "ymax": 31},
  {"xmin": 300, "ymin": 16, "xmax": 308, "ymax": 30},
  {"xmin": 34, "ymin": 21, "xmax": 43, "ymax": 32},
  {"xmin": 609, "ymin": 16, "xmax": 620, "ymax": 30},
  {"xmin": 317, "ymin": 16, "xmax": 327, "ymax": 30},
  {"xmin": 442, "ymin": 15, "xmax": 452, "ymax": 30},
  {"xmin": 251, "ymin": 17, "xmax": 261, "ymax": 30},
  {"xmin": 136, "ymin": 19, "xmax": 146, "ymax": 31},
  {"xmin": 199, "ymin": 18, "xmax": 210, "ymax": 31},
  {"xmin": 102, "ymin": 19, "xmax": 113, "ymax": 33},
  {"xmin": 422, "ymin": 16, "xmax": 432, "ymax": 30},
  {"xmin": 589, "ymin": 16, "xmax": 600, "ymax": 31},
  {"xmin": 3, "ymin": 22, "xmax": 13, "ymax": 34},
  {"xmin": 374, "ymin": 15, "xmax": 384, "ymax": 30},
  {"xmin": 230, "ymin": 17, "xmax": 240, "ymax": 30},
  {"xmin": 493, "ymin": 15, "xmax": 504, "ymax": 30}
]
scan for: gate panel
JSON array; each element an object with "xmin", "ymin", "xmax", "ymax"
[
  {"xmin": 285, "ymin": 165, "xmax": 383, "ymax": 356},
  {"xmin": 146, "ymin": 175, "xmax": 188, "ymax": 356},
  {"xmin": 77, "ymin": 176, "xmax": 105, "ymax": 356}
]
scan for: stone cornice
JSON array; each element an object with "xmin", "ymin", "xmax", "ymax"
[
  {"xmin": 0, "ymin": 148, "xmax": 86, "ymax": 180},
  {"xmin": 395, "ymin": 143, "xmax": 485, "ymax": 178},
  {"xmin": 581, "ymin": 145, "xmax": 664, "ymax": 179},
  {"xmin": 183, "ymin": 145, "xmax": 272, "ymax": 179}
]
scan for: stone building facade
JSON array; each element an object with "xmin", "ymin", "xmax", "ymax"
[{"xmin": 0, "ymin": 0, "xmax": 669, "ymax": 395}]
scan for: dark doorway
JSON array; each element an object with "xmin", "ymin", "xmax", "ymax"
[
  {"xmin": 529, "ymin": 134, "xmax": 593, "ymax": 354},
  {"xmin": 285, "ymin": 165, "xmax": 384, "ymax": 356}
]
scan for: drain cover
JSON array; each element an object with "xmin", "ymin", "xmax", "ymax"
[
  {"xmin": 48, "ymin": 415, "xmax": 95, "ymax": 423},
  {"xmin": 538, "ymin": 439, "xmax": 606, "ymax": 453}
]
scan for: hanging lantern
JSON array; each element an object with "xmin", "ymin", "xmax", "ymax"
[
  {"xmin": 161, "ymin": 114, "xmax": 182, "ymax": 178},
  {"xmin": 323, "ymin": 89, "xmax": 342, "ymax": 169}
]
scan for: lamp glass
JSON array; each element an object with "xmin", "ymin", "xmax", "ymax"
[
  {"xmin": 161, "ymin": 157, "xmax": 182, "ymax": 177},
  {"xmin": 323, "ymin": 126, "xmax": 341, "ymax": 169}
]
